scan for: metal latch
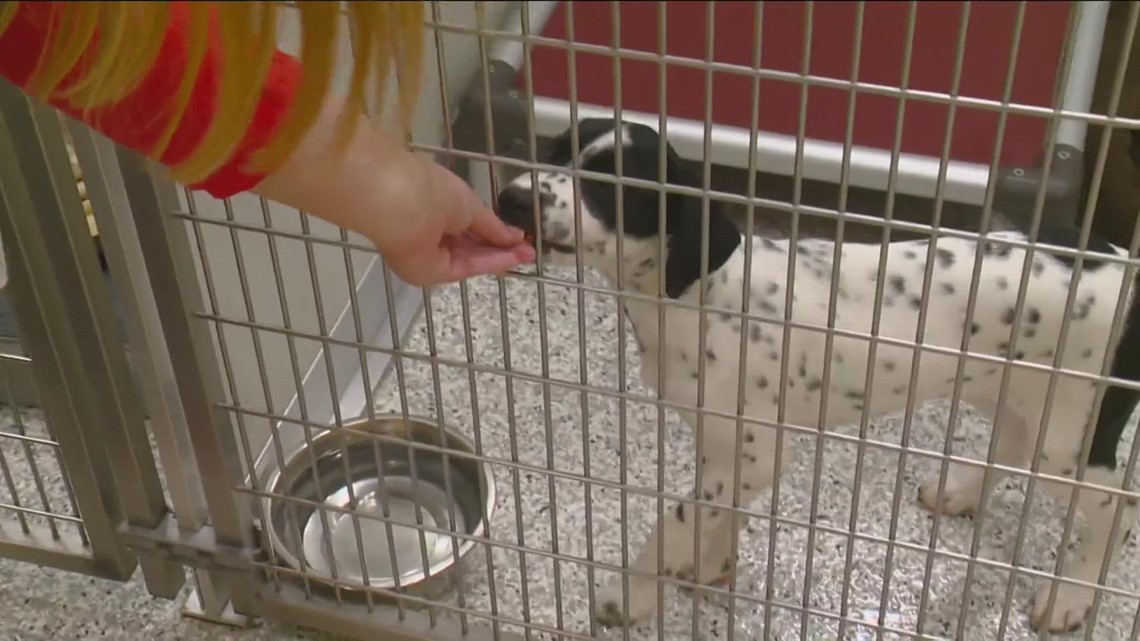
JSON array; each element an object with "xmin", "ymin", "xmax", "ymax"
[{"xmin": 119, "ymin": 513, "xmax": 257, "ymax": 572}]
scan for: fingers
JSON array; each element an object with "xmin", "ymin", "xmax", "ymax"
[
  {"xmin": 467, "ymin": 205, "xmax": 527, "ymax": 248},
  {"xmin": 444, "ymin": 244, "xmax": 532, "ymax": 282},
  {"xmin": 389, "ymin": 235, "xmax": 535, "ymax": 287},
  {"xmin": 431, "ymin": 162, "xmax": 528, "ymax": 245}
]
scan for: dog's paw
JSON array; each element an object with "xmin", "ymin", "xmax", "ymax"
[
  {"xmin": 676, "ymin": 557, "xmax": 735, "ymax": 595},
  {"xmin": 1031, "ymin": 581, "xmax": 1093, "ymax": 633},
  {"xmin": 595, "ymin": 580, "xmax": 657, "ymax": 628},
  {"xmin": 918, "ymin": 478, "xmax": 984, "ymax": 517}
]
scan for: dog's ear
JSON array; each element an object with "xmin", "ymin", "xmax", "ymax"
[
  {"xmin": 659, "ymin": 137, "xmax": 741, "ymax": 298},
  {"xmin": 664, "ymin": 196, "xmax": 741, "ymax": 299}
]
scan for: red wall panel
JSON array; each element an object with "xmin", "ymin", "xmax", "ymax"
[{"xmin": 523, "ymin": 2, "xmax": 1072, "ymax": 167}]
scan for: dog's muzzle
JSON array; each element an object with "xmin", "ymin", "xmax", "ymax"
[{"xmin": 495, "ymin": 186, "xmax": 540, "ymax": 236}]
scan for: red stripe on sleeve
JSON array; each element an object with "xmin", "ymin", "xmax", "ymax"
[{"xmin": 0, "ymin": 1, "xmax": 302, "ymax": 199}]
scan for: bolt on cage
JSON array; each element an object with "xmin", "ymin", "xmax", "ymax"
[{"xmin": 0, "ymin": 2, "xmax": 1138, "ymax": 641}]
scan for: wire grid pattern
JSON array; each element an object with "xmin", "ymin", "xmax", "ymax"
[
  {"xmin": 0, "ymin": 355, "xmax": 87, "ymax": 545},
  {"xmin": 170, "ymin": 2, "xmax": 1140, "ymax": 640}
]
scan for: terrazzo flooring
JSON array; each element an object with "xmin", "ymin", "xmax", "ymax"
[
  {"xmin": 366, "ymin": 265, "xmax": 1140, "ymax": 641},
  {"xmin": 0, "ymin": 262, "xmax": 1138, "ymax": 640}
]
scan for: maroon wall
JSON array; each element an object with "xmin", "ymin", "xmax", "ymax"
[{"xmin": 523, "ymin": 1, "xmax": 1072, "ymax": 167}]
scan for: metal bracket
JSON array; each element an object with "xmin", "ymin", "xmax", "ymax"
[
  {"xmin": 118, "ymin": 513, "xmax": 257, "ymax": 573},
  {"xmin": 992, "ymin": 143, "xmax": 1085, "ymax": 230},
  {"xmin": 451, "ymin": 60, "xmax": 532, "ymax": 172}
]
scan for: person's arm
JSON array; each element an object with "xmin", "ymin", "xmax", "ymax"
[
  {"xmin": 0, "ymin": 1, "xmax": 533, "ymax": 286},
  {"xmin": 0, "ymin": 1, "xmax": 298, "ymax": 199}
]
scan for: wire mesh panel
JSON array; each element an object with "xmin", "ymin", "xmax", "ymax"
[
  {"xmin": 96, "ymin": 1, "xmax": 1140, "ymax": 641},
  {"xmin": 0, "ymin": 82, "xmax": 181, "ymax": 595}
]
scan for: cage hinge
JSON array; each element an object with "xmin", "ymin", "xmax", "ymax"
[
  {"xmin": 992, "ymin": 143, "xmax": 1084, "ymax": 230},
  {"xmin": 119, "ymin": 514, "xmax": 257, "ymax": 573}
]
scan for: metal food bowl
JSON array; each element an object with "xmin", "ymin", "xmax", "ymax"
[{"xmin": 263, "ymin": 415, "xmax": 495, "ymax": 595}]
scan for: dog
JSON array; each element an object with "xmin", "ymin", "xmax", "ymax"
[{"xmin": 494, "ymin": 118, "xmax": 1140, "ymax": 633}]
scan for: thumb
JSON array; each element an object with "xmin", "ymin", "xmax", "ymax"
[{"xmin": 467, "ymin": 206, "xmax": 526, "ymax": 248}]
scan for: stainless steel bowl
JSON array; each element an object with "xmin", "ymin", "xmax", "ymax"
[{"xmin": 262, "ymin": 415, "xmax": 495, "ymax": 594}]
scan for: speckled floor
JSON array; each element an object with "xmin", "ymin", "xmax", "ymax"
[
  {"xmin": 0, "ymin": 404, "xmax": 340, "ymax": 641},
  {"xmin": 366, "ymin": 265, "xmax": 1140, "ymax": 641},
  {"xmin": 1, "ymin": 262, "xmax": 1138, "ymax": 641}
]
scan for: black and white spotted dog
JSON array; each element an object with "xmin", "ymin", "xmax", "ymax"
[{"xmin": 495, "ymin": 118, "xmax": 1140, "ymax": 633}]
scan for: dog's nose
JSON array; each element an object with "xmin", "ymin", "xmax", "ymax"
[{"xmin": 496, "ymin": 186, "xmax": 539, "ymax": 232}]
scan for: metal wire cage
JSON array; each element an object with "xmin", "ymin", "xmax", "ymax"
[{"xmin": 0, "ymin": 1, "xmax": 1139, "ymax": 641}]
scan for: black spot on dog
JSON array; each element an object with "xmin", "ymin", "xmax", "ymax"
[
  {"xmin": 706, "ymin": 349, "xmax": 717, "ymax": 361},
  {"xmin": 996, "ymin": 276, "xmax": 1009, "ymax": 290},
  {"xmin": 970, "ymin": 323, "xmax": 981, "ymax": 335},
  {"xmin": 1041, "ymin": 348, "xmax": 1055, "ymax": 359},
  {"xmin": 904, "ymin": 250, "xmax": 917, "ymax": 260},
  {"xmin": 845, "ymin": 389, "xmax": 864, "ymax": 400},
  {"xmin": 935, "ymin": 248, "xmax": 955, "ymax": 268},
  {"xmin": 756, "ymin": 376, "xmax": 768, "ymax": 389},
  {"xmin": 884, "ymin": 360, "xmax": 897, "ymax": 372},
  {"xmin": 1082, "ymin": 347, "xmax": 1094, "ymax": 359},
  {"xmin": 1001, "ymin": 307, "xmax": 1016, "ymax": 325},
  {"xmin": 715, "ymin": 481, "xmax": 724, "ymax": 496},
  {"xmin": 1027, "ymin": 307, "xmax": 1041, "ymax": 324},
  {"xmin": 759, "ymin": 299, "xmax": 779, "ymax": 316},
  {"xmin": 941, "ymin": 283, "xmax": 955, "ymax": 295},
  {"xmin": 675, "ymin": 504, "xmax": 685, "ymax": 522},
  {"xmin": 806, "ymin": 379, "xmax": 823, "ymax": 392},
  {"xmin": 889, "ymin": 275, "xmax": 906, "ymax": 295},
  {"xmin": 1024, "ymin": 327, "xmax": 1036, "ymax": 338},
  {"xmin": 909, "ymin": 296, "xmax": 922, "ymax": 310},
  {"xmin": 765, "ymin": 282, "xmax": 779, "ymax": 295},
  {"xmin": 744, "ymin": 432, "xmax": 755, "ymax": 443},
  {"xmin": 892, "ymin": 385, "xmax": 907, "ymax": 395},
  {"xmin": 1073, "ymin": 294, "xmax": 1096, "ymax": 320},
  {"xmin": 750, "ymin": 324, "xmax": 762, "ymax": 342}
]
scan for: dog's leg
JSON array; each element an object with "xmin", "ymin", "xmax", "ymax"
[
  {"xmin": 595, "ymin": 416, "xmax": 778, "ymax": 627},
  {"xmin": 1002, "ymin": 381, "xmax": 1137, "ymax": 633},
  {"xmin": 919, "ymin": 399, "xmax": 1029, "ymax": 516},
  {"xmin": 1030, "ymin": 462, "xmax": 1136, "ymax": 632}
]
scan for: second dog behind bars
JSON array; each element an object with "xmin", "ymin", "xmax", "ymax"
[{"xmin": 495, "ymin": 118, "xmax": 1140, "ymax": 634}]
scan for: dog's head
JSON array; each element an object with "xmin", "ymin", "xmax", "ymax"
[{"xmin": 495, "ymin": 118, "xmax": 741, "ymax": 297}]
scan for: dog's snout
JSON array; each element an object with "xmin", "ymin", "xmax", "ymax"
[
  {"xmin": 495, "ymin": 186, "xmax": 538, "ymax": 231},
  {"xmin": 497, "ymin": 186, "xmax": 555, "ymax": 232}
]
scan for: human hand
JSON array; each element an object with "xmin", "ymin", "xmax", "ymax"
[{"xmin": 366, "ymin": 155, "xmax": 536, "ymax": 288}]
